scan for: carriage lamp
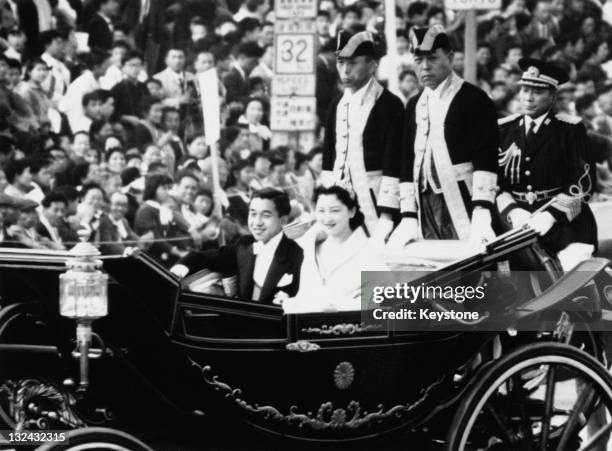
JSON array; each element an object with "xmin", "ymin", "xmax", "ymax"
[{"xmin": 59, "ymin": 230, "xmax": 108, "ymax": 391}]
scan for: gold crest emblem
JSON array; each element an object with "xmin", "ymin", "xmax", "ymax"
[{"xmin": 527, "ymin": 66, "xmax": 540, "ymax": 77}]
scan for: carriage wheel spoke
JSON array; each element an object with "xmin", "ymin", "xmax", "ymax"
[
  {"xmin": 555, "ymin": 380, "xmax": 594, "ymax": 451},
  {"xmin": 579, "ymin": 421, "xmax": 612, "ymax": 451},
  {"xmin": 511, "ymin": 375, "xmax": 535, "ymax": 450},
  {"xmin": 485, "ymin": 401, "xmax": 521, "ymax": 446},
  {"xmin": 540, "ymin": 365, "xmax": 556, "ymax": 451}
]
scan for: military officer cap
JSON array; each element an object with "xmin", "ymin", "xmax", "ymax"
[
  {"xmin": 335, "ymin": 29, "xmax": 377, "ymax": 59},
  {"xmin": 408, "ymin": 24, "xmax": 452, "ymax": 54},
  {"xmin": 518, "ymin": 58, "xmax": 570, "ymax": 90}
]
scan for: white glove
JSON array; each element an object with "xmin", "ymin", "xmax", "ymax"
[
  {"xmin": 387, "ymin": 217, "xmax": 419, "ymax": 249},
  {"xmin": 508, "ymin": 208, "xmax": 531, "ymax": 228},
  {"xmin": 469, "ymin": 208, "xmax": 496, "ymax": 245},
  {"xmin": 371, "ymin": 217, "xmax": 394, "ymax": 246},
  {"xmin": 170, "ymin": 264, "xmax": 189, "ymax": 278},
  {"xmin": 527, "ymin": 211, "xmax": 556, "ymax": 235}
]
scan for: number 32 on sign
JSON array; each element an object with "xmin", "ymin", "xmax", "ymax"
[{"xmin": 275, "ymin": 34, "xmax": 315, "ymax": 74}]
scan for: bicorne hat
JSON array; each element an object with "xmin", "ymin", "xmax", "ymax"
[
  {"xmin": 408, "ymin": 24, "xmax": 451, "ymax": 54},
  {"xmin": 335, "ymin": 30, "xmax": 377, "ymax": 58}
]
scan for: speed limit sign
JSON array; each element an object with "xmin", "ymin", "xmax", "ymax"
[{"xmin": 275, "ymin": 34, "xmax": 315, "ymax": 74}]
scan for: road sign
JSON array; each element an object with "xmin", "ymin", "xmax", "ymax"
[
  {"xmin": 272, "ymin": 74, "xmax": 316, "ymax": 96},
  {"xmin": 275, "ymin": 20, "xmax": 316, "ymax": 34},
  {"xmin": 275, "ymin": 34, "xmax": 315, "ymax": 74},
  {"xmin": 271, "ymin": 97, "xmax": 317, "ymax": 131},
  {"xmin": 445, "ymin": 0, "xmax": 501, "ymax": 9},
  {"xmin": 275, "ymin": 0, "xmax": 317, "ymax": 19}
]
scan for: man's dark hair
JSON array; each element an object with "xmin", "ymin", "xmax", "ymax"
[
  {"xmin": 3, "ymin": 158, "xmax": 32, "ymax": 184},
  {"xmin": 79, "ymin": 182, "xmax": 106, "ymax": 202},
  {"xmin": 317, "ymin": 9, "xmax": 331, "ymax": 19},
  {"xmin": 139, "ymin": 96, "xmax": 161, "ymax": 117},
  {"xmin": 175, "ymin": 169, "xmax": 199, "ymax": 185},
  {"xmin": 239, "ymin": 18, "xmax": 261, "ymax": 35},
  {"xmin": 82, "ymin": 47, "xmax": 111, "ymax": 70},
  {"xmin": 5, "ymin": 57, "xmax": 21, "ymax": 70},
  {"xmin": 120, "ymin": 167, "xmax": 141, "ymax": 186},
  {"xmin": 82, "ymin": 90, "xmax": 104, "ymax": 109},
  {"xmin": 111, "ymin": 40, "xmax": 131, "ymax": 51},
  {"xmin": 406, "ymin": 1, "xmax": 428, "ymax": 18},
  {"xmin": 250, "ymin": 187, "xmax": 291, "ymax": 217},
  {"xmin": 342, "ymin": 5, "xmax": 362, "ymax": 18},
  {"xmin": 145, "ymin": 77, "xmax": 162, "ymax": 87},
  {"xmin": 143, "ymin": 174, "xmax": 173, "ymax": 201},
  {"xmin": 504, "ymin": 43, "xmax": 523, "ymax": 58},
  {"xmin": 250, "ymin": 150, "xmax": 270, "ymax": 164},
  {"xmin": 237, "ymin": 42, "xmax": 264, "ymax": 58},
  {"xmin": 30, "ymin": 154, "xmax": 53, "ymax": 174},
  {"xmin": 162, "ymin": 106, "xmax": 180, "ymax": 121},
  {"xmin": 575, "ymin": 94, "xmax": 597, "ymax": 114},
  {"xmin": 190, "ymin": 16, "xmax": 206, "ymax": 27},
  {"xmin": 42, "ymin": 192, "xmax": 68, "ymax": 209},
  {"xmin": 53, "ymin": 185, "xmax": 79, "ymax": 202},
  {"xmin": 39, "ymin": 29, "xmax": 65, "ymax": 49},
  {"xmin": 121, "ymin": 49, "xmax": 143, "ymax": 66},
  {"xmin": 245, "ymin": 0, "xmax": 265, "ymax": 12},
  {"xmin": 269, "ymin": 157, "xmax": 286, "ymax": 170},
  {"xmin": 94, "ymin": 88, "xmax": 113, "ymax": 103}
]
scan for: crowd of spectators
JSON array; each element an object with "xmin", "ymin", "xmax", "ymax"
[{"xmin": 1, "ymin": 0, "xmax": 612, "ymax": 265}]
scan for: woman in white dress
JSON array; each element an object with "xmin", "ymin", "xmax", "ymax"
[{"xmin": 282, "ymin": 184, "xmax": 389, "ymax": 313}]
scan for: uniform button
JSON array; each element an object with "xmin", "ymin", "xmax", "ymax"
[
  {"xmin": 525, "ymin": 156, "xmax": 531, "ymax": 162},
  {"xmin": 527, "ymin": 185, "xmax": 533, "ymax": 190},
  {"xmin": 525, "ymin": 170, "xmax": 531, "ymax": 176}
]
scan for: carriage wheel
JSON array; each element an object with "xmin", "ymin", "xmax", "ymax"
[
  {"xmin": 36, "ymin": 427, "xmax": 154, "ymax": 451},
  {"xmin": 446, "ymin": 342, "xmax": 612, "ymax": 451}
]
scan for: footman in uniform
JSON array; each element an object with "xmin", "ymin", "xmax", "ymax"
[
  {"xmin": 322, "ymin": 29, "xmax": 405, "ymax": 243},
  {"xmin": 388, "ymin": 24, "xmax": 500, "ymax": 247},
  {"xmin": 496, "ymin": 58, "xmax": 597, "ymax": 271}
]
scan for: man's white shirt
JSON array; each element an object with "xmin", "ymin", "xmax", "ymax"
[{"xmin": 252, "ymin": 231, "xmax": 283, "ymax": 289}]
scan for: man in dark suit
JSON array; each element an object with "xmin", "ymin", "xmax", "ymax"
[
  {"xmin": 87, "ymin": 0, "xmax": 120, "ymax": 51},
  {"xmin": 110, "ymin": 50, "xmax": 148, "ymax": 122},
  {"xmin": 222, "ymin": 42, "xmax": 263, "ymax": 104},
  {"xmin": 171, "ymin": 188, "xmax": 303, "ymax": 304},
  {"xmin": 497, "ymin": 58, "xmax": 597, "ymax": 272}
]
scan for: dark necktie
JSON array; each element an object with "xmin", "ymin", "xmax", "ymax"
[{"xmin": 526, "ymin": 120, "xmax": 536, "ymax": 148}]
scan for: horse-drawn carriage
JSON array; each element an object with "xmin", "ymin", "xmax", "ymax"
[{"xmin": 1, "ymin": 225, "xmax": 612, "ymax": 450}]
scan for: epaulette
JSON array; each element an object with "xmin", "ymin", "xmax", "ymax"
[
  {"xmin": 555, "ymin": 112, "xmax": 582, "ymax": 124},
  {"xmin": 497, "ymin": 113, "xmax": 521, "ymax": 125}
]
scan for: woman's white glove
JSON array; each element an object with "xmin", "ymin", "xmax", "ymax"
[
  {"xmin": 527, "ymin": 211, "xmax": 556, "ymax": 235},
  {"xmin": 508, "ymin": 208, "xmax": 531, "ymax": 228},
  {"xmin": 387, "ymin": 217, "xmax": 419, "ymax": 249},
  {"xmin": 170, "ymin": 264, "xmax": 189, "ymax": 278},
  {"xmin": 469, "ymin": 208, "xmax": 495, "ymax": 245},
  {"xmin": 371, "ymin": 216, "xmax": 394, "ymax": 246}
]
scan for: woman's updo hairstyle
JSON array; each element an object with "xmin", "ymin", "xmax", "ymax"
[{"xmin": 314, "ymin": 184, "xmax": 365, "ymax": 231}]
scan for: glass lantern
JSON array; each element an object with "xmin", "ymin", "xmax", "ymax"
[{"xmin": 59, "ymin": 231, "xmax": 108, "ymax": 391}]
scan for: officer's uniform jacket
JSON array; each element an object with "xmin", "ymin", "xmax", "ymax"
[
  {"xmin": 322, "ymin": 77, "xmax": 404, "ymax": 231},
  {"xmin": 399, "ymin": 72, "xmax": 499, "ymax": 239},
  {"xmin": 496, "ymin": 111, "xmax": 597, "ymax": 252}
]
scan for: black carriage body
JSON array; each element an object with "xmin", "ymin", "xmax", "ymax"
[{"xmin": 1, "ymin": 231, "xmax": 612, "ymax": 443}]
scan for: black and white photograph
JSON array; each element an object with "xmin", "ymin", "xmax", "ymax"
[{"xmin": 2, "ymin": 0, "xmax": 612, "ymax": 449}]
